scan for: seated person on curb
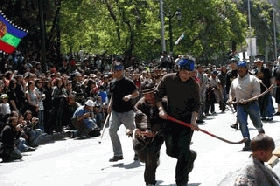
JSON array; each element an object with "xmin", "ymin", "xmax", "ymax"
[
  {"xmin": 234, "ymin": 134, "xmax": 280, "ymax": 186},
  {"xmin": 21, "ymin": 111, "xmax": 44, "ymax": 148},
  {"xmin": 0, "ymin": 116, "xmax": 22, "ymax": 162},
  {"xmin": 72, "ymin": 99, "xmax": 100, "ymax": 138}
]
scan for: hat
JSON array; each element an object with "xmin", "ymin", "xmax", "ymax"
[
  {"xmin": 178, "ymin": 59, "xmax": 195, "ymax": 71},
  {"xmin": 230, "ymin": 56, "xmax": 239, "ymax": 62},
  {"xmin": 254, "ymin": 58, "xmax": 264, "ymax": 63},
  {"xmin": 85, "ymin": 100, "xmax": 95, "ymax": 107},
  {"xmin": 195, "ymin": 64, "xmax": 203, "ymax": 69},
  {"xmin": 113, "ymin": 62, "xmax": 124, "ymax": 71},
  {"xmin": 237, "ymin": 61, "xmax": 247, "ymax": 68},
  {"xmin": 211, "ymin": 70, "xmax": 218, "ymax": 75},
  {"xmin": 1, "ymin": 94, "xmax": 8, "ymax": 99},
  {"xmin": 141, "ymin": 82, "xmax": 155, "ymax": 94}
]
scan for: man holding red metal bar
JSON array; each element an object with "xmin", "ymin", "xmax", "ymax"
[{"xmin": 154, "ymin": 56, "xmax": 200, "ymax": 186}]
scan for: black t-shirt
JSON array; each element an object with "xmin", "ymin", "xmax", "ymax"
[
  {"xmin": 110, "ymin": 76, "xmax": 138, "ymax": 112},
  {"xmin": 225, "ymin": 69, "xmax": 238, "ymax": 94}
]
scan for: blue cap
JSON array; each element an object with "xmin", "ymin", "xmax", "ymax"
[
  {"xmin": 178, "ymin": 59, "xmax": 195, "ymax": 71},
  {"xmin": 237, "ymin": 61, "xmax": 247, "ymax": 67},
  {"xmin": 113, "ymin": 62, "xmax": 124, "ymax": 71}
]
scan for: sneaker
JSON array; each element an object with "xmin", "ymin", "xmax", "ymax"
[
  {"xmin": 133, "ymin": 154, "xmax": 139, "ymax": 161},
  {"xmin": 260, "ymin": 117, "xmax": 266, "ymax": 121},
  {"xmin": 230, "ymin": 123, "xmax": 238, "ymax": 130},
  {"xmin": 242, "ymin": 139, "xmax": 251, "ymax": 151},
  {"xmin": 258, "ymin": 128, "xmax": 265, "ymax": 134},
  {"xmin": 266, "ymin": 117, "xmax": 273, "ymax": 122},
  {"xmin": 196, "ymin": 119, "xmax": 204, "ymax": 124},
  {"xmin": 242, "ymin": 146, "xmax": 252, "ymax": 151},
  {"xmin": 188, "ymin": 150, "xmax": 197, "ymax": 172},
  {"xmin": 109, "ymin": 156, "xmax": 123, "ymax": 162}
]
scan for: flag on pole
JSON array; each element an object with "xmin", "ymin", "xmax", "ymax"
[{"xmin": 0, "ymin": 11, "xmax": 28, "ymax": 54}]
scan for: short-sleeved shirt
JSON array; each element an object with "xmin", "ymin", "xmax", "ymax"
[{"xmin": 110, "ymin": 76, "xmax": 138, "ymax": 112}]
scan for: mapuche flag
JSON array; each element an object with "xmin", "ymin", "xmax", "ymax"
[{"xmin": 0, "ymin": 11, "xmax": 28, "ymax": 54}]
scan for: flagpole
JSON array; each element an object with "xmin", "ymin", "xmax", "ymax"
[
  {"xmin": 39, "ymin": 0, "xmax": 47, "ymax": 72},
  {"xmin": 160, "ymin": 0, "xmax": 166, "ymax": 52}
]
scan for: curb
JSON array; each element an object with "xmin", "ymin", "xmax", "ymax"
[{"xmin": 38, "ymin": 131, "xmax": 71, "ymax": 145}]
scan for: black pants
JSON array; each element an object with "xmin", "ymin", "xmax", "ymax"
[
  {"xmin": 165, "ymin": 125, "xmax": 194, "ymax": 186},
  {"xmin": 138, "ymin": 131, "xmax": 165, "ymax": 185}
]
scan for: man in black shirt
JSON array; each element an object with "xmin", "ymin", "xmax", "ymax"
[{"xmin": 107, "ymin": 62, "xmax": 139, "ymax": 162}]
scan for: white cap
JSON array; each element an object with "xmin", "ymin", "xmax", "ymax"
[{"xmin": 85, "ymin": 100, "xmax": 95, "ymax": 107}]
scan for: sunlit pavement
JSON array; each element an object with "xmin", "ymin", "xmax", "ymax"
[{"xmin": 0, "ymin": 103, "xmax": 280, "ymax": 186}]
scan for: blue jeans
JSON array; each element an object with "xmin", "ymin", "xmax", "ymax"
[
  {"xmin": 259, "ymin": 93, "xmax": 274, "ymax": 118},
  {"xmin": 109, "ymin": 110, "xmax": 135, "ymax": 156},
  {"xmin": 237, "ymin": 101, "xmax": 263, "ymax": 140}
]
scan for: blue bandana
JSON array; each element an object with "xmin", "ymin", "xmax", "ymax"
[
  {"xmin": 237, "ymin": 61, "xmax": 247, "ymax": 67},
  {"xmin": 178, "ymin": 59, "xmax": 195, "ymax": 71}
]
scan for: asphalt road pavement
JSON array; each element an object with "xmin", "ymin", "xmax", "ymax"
[{"xmin": 1, "ymin": 103, "xmax": 280, "ymax": 186}]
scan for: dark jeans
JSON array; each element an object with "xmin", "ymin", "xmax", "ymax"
[
  {"xmin": 205, "ymin": 89, "xmax": 216, "ymax": 114},
  {"xmin": 165, "ymin": 125, "xmax": 194, "ymax": 186},
  {"xmin": 138, "ymin": 131, "xmax": 165, "ymax": 185}
]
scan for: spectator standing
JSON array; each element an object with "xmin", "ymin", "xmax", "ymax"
[
  {"xmin": 49, "ymin": 78, "xmax": 67, "ymax": 133},
  {"xmin": 196, "ymin": 64, "xmax": 209, "ymax": 123},
  {"xmin": 225, "ymin": 57, "xmax": 239, "ymax": 129},
  {"xmin": 0, "ymin": 94, "xmax": 11, "ymax": 126},
  {"xmin": 252, "ymin": 58, "xmax": 274, "ymax": 121},
  {"xmin": 25, "ymin": 81, "xmax": 39, "ymax": 117},
  {"xmin": 14, "ymin": 75, "xmax": 26, "ymax": 113},
  {"xmin": 42, "ymin": 78, "xmax": 53, "ymax": 134},
  {"xmin": 107, "ymin": 62, "xmax": 140, "ymax": 162},
  {"xmin": 7, "ymin": 79, "xmax": 20, "ymax": 113},
  {"xmin": 227, "ymin": 61, "xmax": 265, "ymax": 151},
  {"xmin": 35, "ymin": 79, "xmax": 45, "ymax": 131}
]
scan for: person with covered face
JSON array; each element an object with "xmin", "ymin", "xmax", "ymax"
[{"xmin": 154, "ymin": 56, "xmax": 200, "ymax": 186}]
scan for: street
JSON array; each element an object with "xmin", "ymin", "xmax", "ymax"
[{"xmin": 0, "ymin": 103, "xmax": 280, "ymax": 186}]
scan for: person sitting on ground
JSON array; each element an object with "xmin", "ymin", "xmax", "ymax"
[
  {"xmin": 0, "ymin": 116, "xmax": 22, "ymax": 162},
  {"xmin": 234, "ymin": 134, "xmax": 280, "ymax": 186},
  {"xmin": 72, "ymin": 99, "xmax": 100, "ymax": 139},
  {"xmin": 21, "ymin": 110, "xmax": 44, "ymax": 147}
]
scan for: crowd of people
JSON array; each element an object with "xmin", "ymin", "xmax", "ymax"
[{"xmin": 0, "ymin": 50, "xmax": 280, "ymax": 185}]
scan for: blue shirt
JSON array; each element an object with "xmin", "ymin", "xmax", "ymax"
[{"xmin": 72, "ymin": 106, "xmax": 96, "ymax": 129}]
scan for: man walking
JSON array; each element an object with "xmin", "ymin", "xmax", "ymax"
[
  {"xmin": 108, "ymin": 62, "xmax": 139, "ymax": 162},
  {"xmin": 227, "ymin": 61, "xmax": 265, "ymax": 151}
]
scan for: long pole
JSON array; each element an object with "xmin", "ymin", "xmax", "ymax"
[
  {"xmin": 160, "ymin": 0, "xmax": 166, "ymax": 52},
  {"xmin": 248, "ymin": 0, "xmax": 253, "ymax": 64},
  {"xmin": 169, "ymin": 16, "xmax": 173, "ymax": 55},
  {"xmin": 38, "ymin": 0, "xmax": 47, "ymax": 72},
  {"xmin": 273, "ymin": 7, "xmax": 277, "ymax": 60}
]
